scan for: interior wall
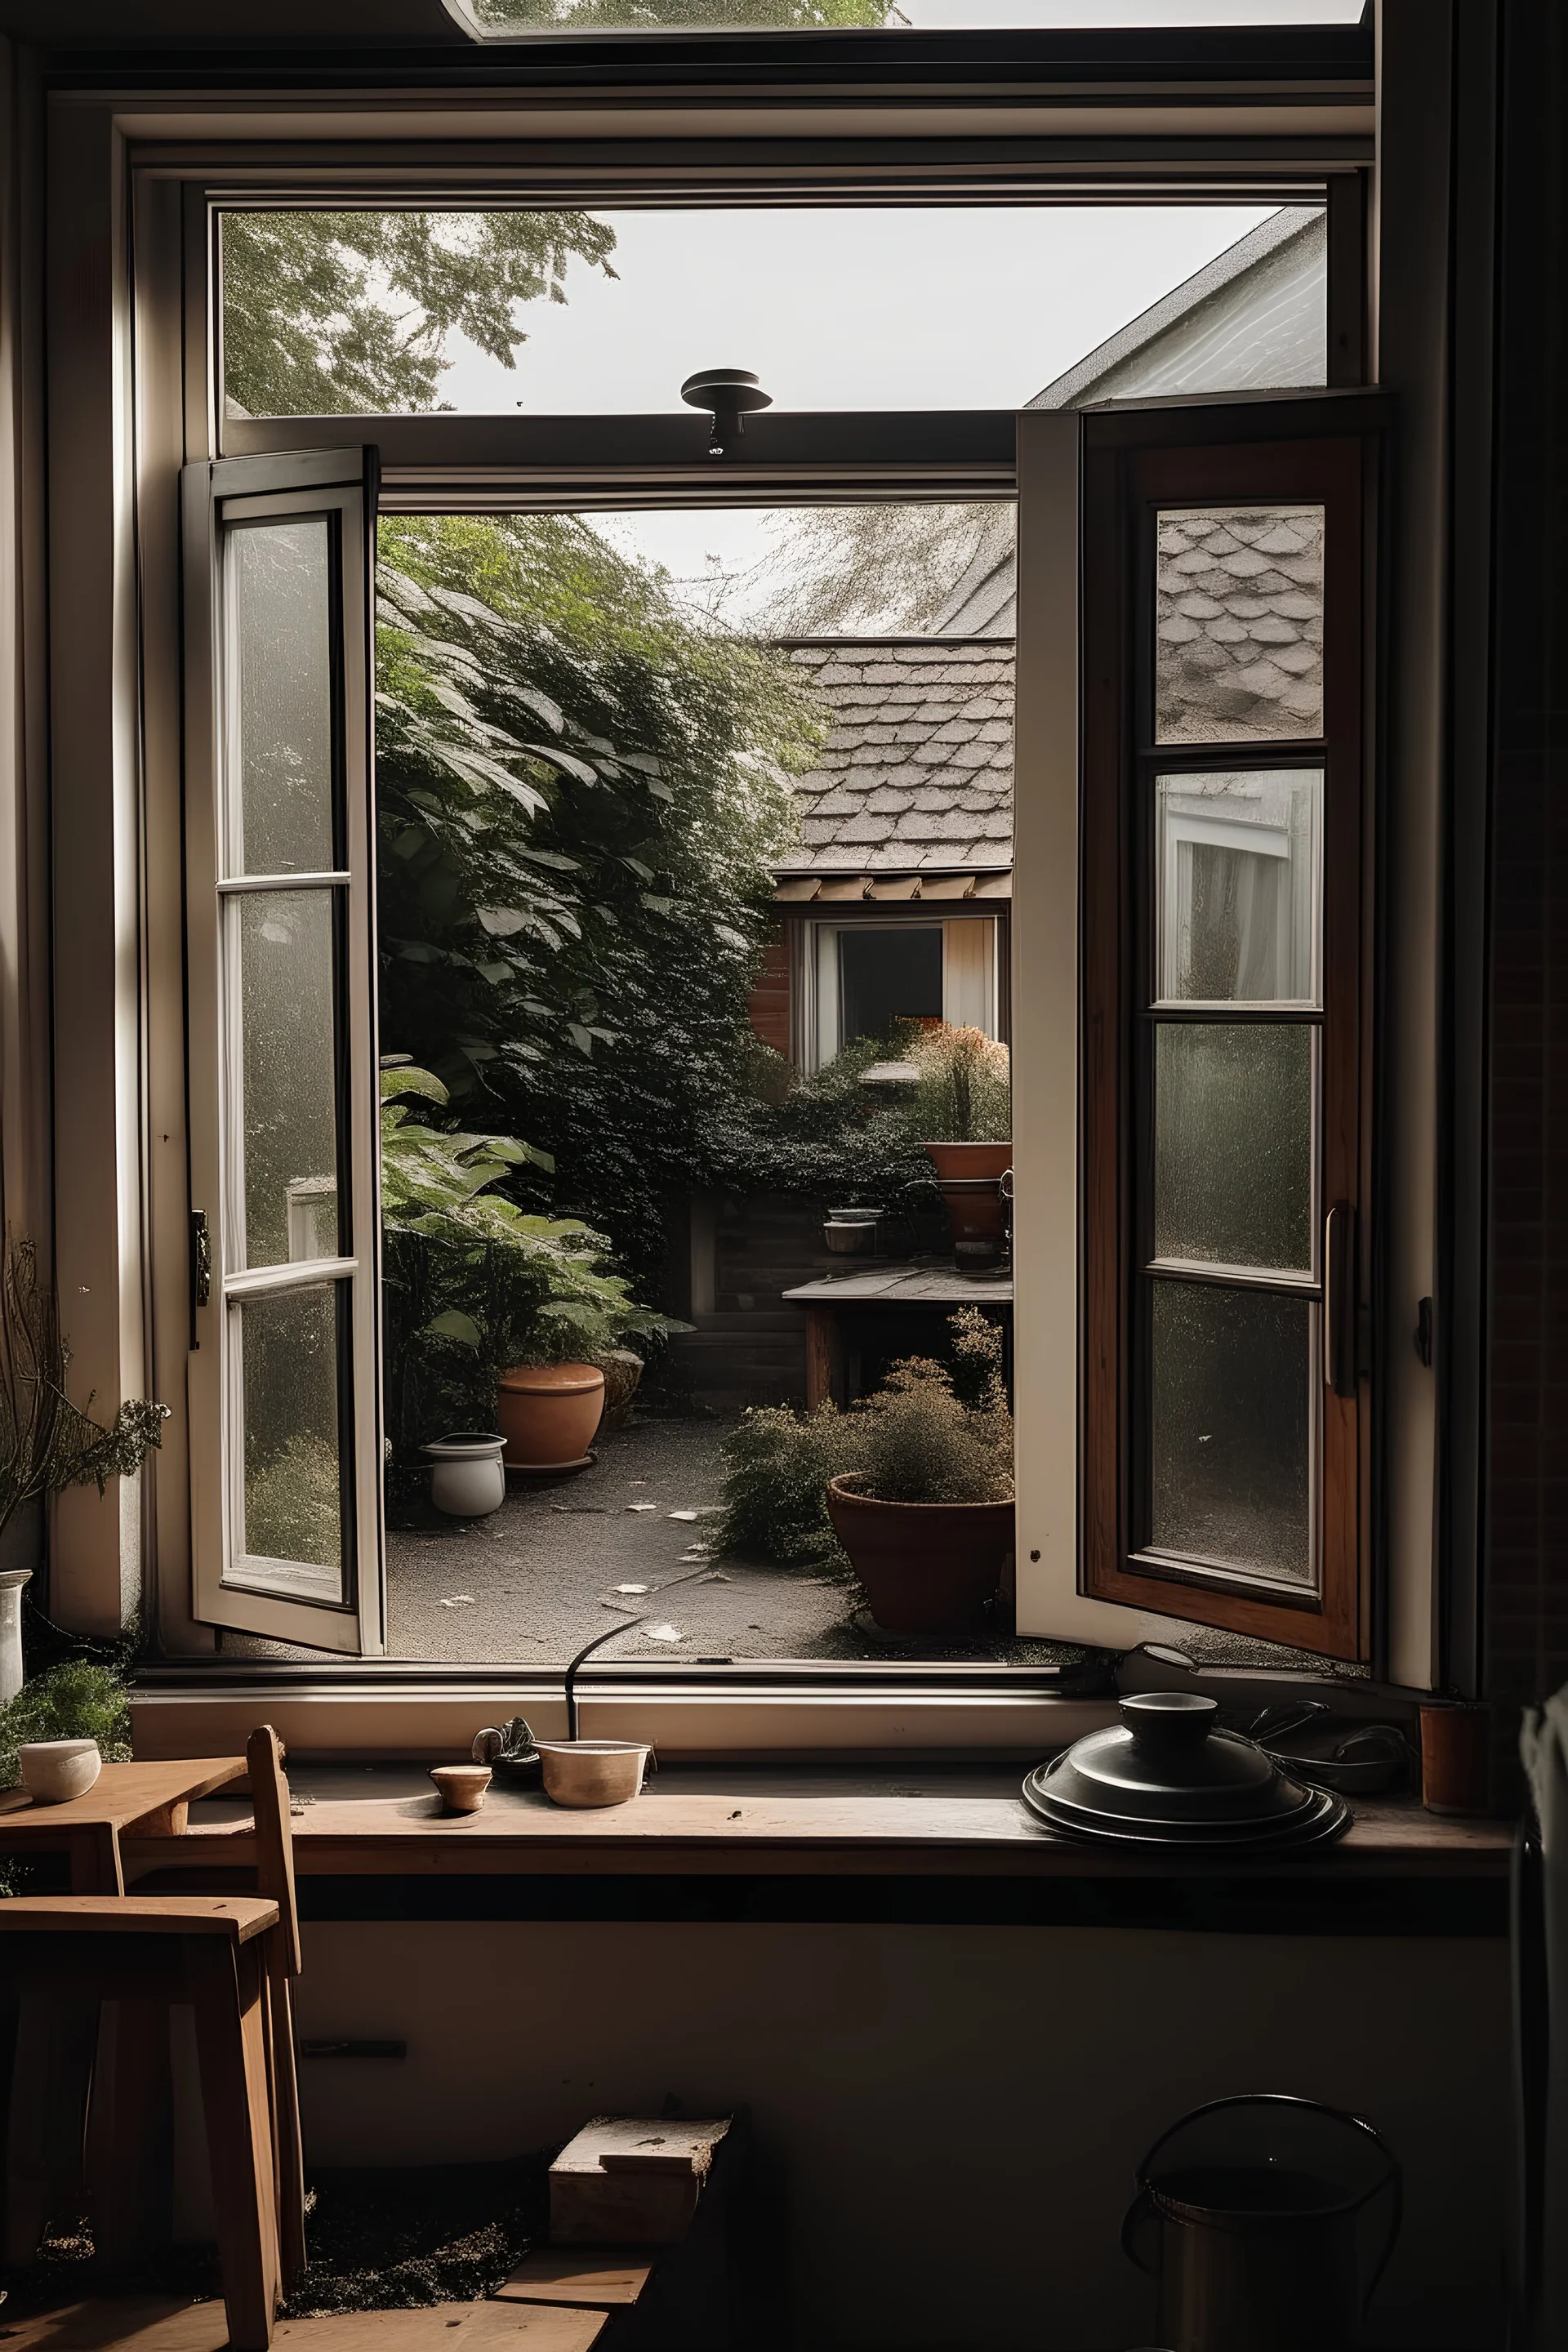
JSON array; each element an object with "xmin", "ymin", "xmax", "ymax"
[{"xmin": 294, "ymin": 1918, "xmax": 1509, "ymax": 2352}]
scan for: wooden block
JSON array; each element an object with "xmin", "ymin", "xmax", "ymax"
[
  {"xmin": 550, "ymin": 2118, "xmax": 731, "ymax": 2247},
  {"xmin": 497, "ymin": 2248, "xmax": 655, "ymax": 2307}
]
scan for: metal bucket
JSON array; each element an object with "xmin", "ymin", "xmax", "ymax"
[{"xmin": 1123, "ymin": 2096, "xmax": 1401, "ymax": 2352}]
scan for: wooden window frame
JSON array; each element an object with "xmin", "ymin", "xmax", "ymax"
[{"xmin": 1080, "ymin": 393, "xmax": 1386, "ymax": 1660}]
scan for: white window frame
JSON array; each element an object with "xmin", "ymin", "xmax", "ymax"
[
  {"xmin": 181, "ymin": 452, "xmax": 386, "ymax": 1655},
  {"xmin": 32, "ymin": 66, "xmax": 1457, "ymax": 1750}
]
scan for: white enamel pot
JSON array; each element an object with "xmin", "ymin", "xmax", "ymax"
[{"xmin": 423, "ymin": 1432, "xmax": 507, "ymax": 1518}]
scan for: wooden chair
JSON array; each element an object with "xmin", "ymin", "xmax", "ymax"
[
  {"xmin": 120, "ymin": 1724, "xmax": 306, "ymax": 2287},
  {"xmin": 0, "ymin": 1895, "xmax": 283, "ymax": 2351}
]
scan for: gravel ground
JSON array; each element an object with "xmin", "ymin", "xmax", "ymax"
[{"xmin": 387, "ymin": 1415, "xmax": 864, "ymax": 1666}]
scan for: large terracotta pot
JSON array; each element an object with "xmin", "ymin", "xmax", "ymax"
[
  {"xmin": 497, "ymin": 1362, "xmax": 606, "ymax": 1470},
  {"xmin": 826, "ymin": 1472, "xmax": 1014, "ymax": 1635}
]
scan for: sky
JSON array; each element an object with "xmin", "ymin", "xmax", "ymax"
[{"xmin": 429, "ymin": 201, "xmax": 1283, "ymax": 608}]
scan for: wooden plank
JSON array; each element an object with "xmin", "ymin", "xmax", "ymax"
[
  {"xmin": 497, "ymin": 2249, "xmax": 654, "ymax": 2308},
  {"xmin": 0, "ymin": 2301, "xmax": 606, "ymax": 2351},
  {"xmin": 0, "ymin": 1895, "xmax": 277, "ymax": 1940},
  {"xmin": 118, "ymin": 1770, "xmax": 1512, "ymax": 1883}
]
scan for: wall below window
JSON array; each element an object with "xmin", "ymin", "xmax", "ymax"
[{"xmin": 284, "ymin": 1918, "xmax": 1508, "ymax": 2350}]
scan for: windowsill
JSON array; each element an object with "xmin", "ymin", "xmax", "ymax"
[{"xmin": 120, "ymin": 1763, "xmax": 1509, "ymax": 1885}]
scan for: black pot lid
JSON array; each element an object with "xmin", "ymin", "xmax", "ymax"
[
  {"xmin": 1032, "ymin": 1693, "xmax": 1328, "ymax": 1835},
  {"xmin": 1020, "ymin": 1774, "xmax": 1350, "ymax": 1851}
]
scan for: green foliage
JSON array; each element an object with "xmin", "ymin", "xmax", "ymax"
[
  {"xmin": 906, "ymin": 1022, "xmax": 1011, "ymax": 1143},
  {"xmin": 376, "ymin": 514, "xmax": 818, "ymax": 1290},
  {"xmin": 0, "ymin": 1659, "xmax": 131, "ymax": 1793},
  {"xmin": 718, "ymin": 1309, "xmax": 1013, "ymax": 1565},
  {"xmin": 716, "ymin": 1401, "xmax": 860, "ymax": 1570},
  {"xmin": 0, "ymin": 1236, "xmax": 167, "ymax": 1548},
  {"xmin": 381, "ymin": 1067, "xmax": 685, "ymax": 1459},
  {"xmin": 697, "ymin": 1035, "xmax": 939, "ymax": 1213},
  {"xmin": 472, "ymin": 0, "xmax": 899, "ymax": 27},
  {"xmin": 221, "ymin": 211, "xmax": 619, "ymax": 417}
]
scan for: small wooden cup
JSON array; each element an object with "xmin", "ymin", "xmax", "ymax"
[
  {"xmin": 431, "ymin": 1762, "xmax": 492, "ymax": 1814},
  {"xmin": 1419, "ymin": 1702, "xmax": 1492, "ymax": 1816}
]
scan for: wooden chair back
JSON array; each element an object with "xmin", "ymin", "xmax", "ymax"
[{"xmin": 245, "ymin": 1726, "xmax": 301, "ymax": 1980}]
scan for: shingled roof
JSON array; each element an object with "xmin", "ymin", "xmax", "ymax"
[{"xmin": 774, "ymin": 639, "xmax": 1013, "ymax": 893}]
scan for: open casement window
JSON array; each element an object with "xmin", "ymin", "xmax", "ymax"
[
  {"xmin": 1012, "ymin": 393, "xmax": 1384, "ymax": 1664},
  {"xmin": 1067, "ymin": 394, "xmax": 1384, "ymax": 1660},
  {"xmin": 183, "ymin": 449, "xmax": 386, "ymax": 1655}
]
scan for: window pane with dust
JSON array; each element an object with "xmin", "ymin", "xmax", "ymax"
[
  {"xmin": 1154, "ymin": 1022, "xmax": 1314, "ymax": 1276},
  {"xmin": 234, "ymin": 889, "xmax": 341, "ymax": 1270},
  {"xmin": 226, "ymin": 519, "xmax": 336, "ymax": 876},
  {"xmin": 1154, "ymin": 506, "xmax": 1324, "ymax": 745},
  {"xmin": 1149, "ymin": 1279, "xmax": 1315, "ymax": 1588},
  {"xmin": 1156, "ymin": 768, "xmax": 1321, "ymax": 1005},
  {"xmin": 234, "ymin": 1282, "xmax": 346, "ymax": 1601}
]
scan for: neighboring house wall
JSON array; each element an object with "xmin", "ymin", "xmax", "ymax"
[{"xmin": 746, "ymin": 924, "xmax": 793, "ymax": 1058}]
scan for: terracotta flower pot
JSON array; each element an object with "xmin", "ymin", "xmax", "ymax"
[
  {"xmin": 826, "ymin": 1472, "xmax": 1014, "ymax": 1635},
  {"xmin": 497, "ymin": 1362, "xmax": 607, "ymax": 1470}
]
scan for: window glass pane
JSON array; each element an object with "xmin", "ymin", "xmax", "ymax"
[
  {"xmin": 1154, "ymin": 1022, "xmax": 1313, "ymax": 1273},
  {"xmin": 839, "ymin": 927, "xmax": 942, "ymax": 1047},
  {"xmin": 457, "ymin": 2, "xmax": 1366, "ymax": 34},
  {"xmin": 1156, "ymin": 768, "xmax": 1321, "ymax": 1004},
  {"xmin": 227, "ymin": 519, "xmax": 336, "ymax": 876},
  {"xmin": 1154, "ymin": 506, "xmax": 1325, "ymax": 744},
  {"xmin": 1149, "ymin": 1279, "xmax": 1314, "ymax": 1588},
  {"xmin": 234, "ymin": 1282, "xmax": 345, "ymax": 1601},
  {"xmin": 235, "ymin": 890, "xmax": 341, "ymax": 1269},
  {"xmin": 221, "ymin": 205, "xmax": 1319, "ymax": 420}
]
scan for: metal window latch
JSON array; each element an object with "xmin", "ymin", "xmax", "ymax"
[
  {"xmin": 189, "ymin": 1209, "xmax": 212, "ymax": 1340},
  {"xmin": 1324, "ymin": 1201, "xmax": 1358, "ymax": 1399}
]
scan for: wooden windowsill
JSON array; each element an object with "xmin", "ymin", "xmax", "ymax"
[{"xmin": 118, "ymin": 1765, "xmax": 1511, "ymax": 1882}]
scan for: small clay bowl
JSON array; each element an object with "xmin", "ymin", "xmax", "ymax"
[
  {"xmin": 430, "ymin": 1763, "xmax": 492, "ymax": 1815},
  {"xmin": 534, "ymin": 1740, "xmax": 650, "ymax": 1810},
  {"xmin": 19, "ymin": 1739, "xmax": 102, "ymax": 1805}
]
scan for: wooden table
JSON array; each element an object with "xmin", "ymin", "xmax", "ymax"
[
  {"xmin": 782, "ymin": 1263, "xmax": 1013, "ymax": 1406},
  {"xmin": 0, "ymin": 1756, "xmax": 246, "ymax": 1893}
]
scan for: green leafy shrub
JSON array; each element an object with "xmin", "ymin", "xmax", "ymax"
[
  {"xmin": 375, "ymin": 515, "xmax": 820, "ymax": 1293},
  {"xmin": 718, "ymin": 1310, "xmax": 1013, "ymax": 1566},
  {"xmin": 697, "ymin": 1036, "xmax": 941, "ymax": 1214},
  {"xmin": 381, "ymin": 1067, "xmax": 686, "ymax": 1459},
  {"xmin": 0, "ymin": 1659, "xmax": 131, "ymax": 1792}
]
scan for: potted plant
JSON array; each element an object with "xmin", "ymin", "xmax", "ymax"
[
  {"xmin": 906, "ymin": 1024, "xmax": 1012, "ymax": 1267},
  {"xmin": 719, "ymin": 1309, "xmax": 1014, "ymax": 1636},
  {"xmin": 0, "ymin": 1235, "xmax": 167, "ymax": 1702},
  {"xmin": 381, "ymin": 1068, "xmax": 685, "ymax": 1478}
]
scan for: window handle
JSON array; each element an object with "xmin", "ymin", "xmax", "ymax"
[{"xmin": 1325, "ymin": 1200, "xmax": 1357, "ymax": 1398}]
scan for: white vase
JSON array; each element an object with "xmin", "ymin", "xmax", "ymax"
[
  {"xmin": 422, "ymin": 1432, "xmax": 507, "ymax": 1518},
  {"xmin": 20, "ymin": 1737, "xmax": 101, "ymax": 1804},
  {"xmin": 0, "ymin": 1569, "xmax": 32, "ymax": 1705}
]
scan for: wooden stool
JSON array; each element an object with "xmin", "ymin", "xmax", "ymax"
[
  {"xmin": 0, "ymin": 1895, "xmax": 283, "ymax": 2350},
  {"xmin": 117, "ymin": 1725, "xmax": 306, "ymax": 2287}
]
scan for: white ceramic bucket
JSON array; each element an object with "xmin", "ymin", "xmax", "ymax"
[
  {"xmin": 423, "ymin": 1432, "xmax": 507, "ymax": 1517},
  {"xmin": 535, "ymin": 1739, "xmax": 652, "ymax": 1809}
]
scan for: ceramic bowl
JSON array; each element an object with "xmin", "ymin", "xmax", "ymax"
[
  {"xmin": 19, "ymin": 1737, "xmax": 102, "ymax": 1805},
  {"xmin": 534, "ymin": 1739, "xmax": 651, "ymax": 1809},
  {"xmin": 430, "ymin": 1762, "xmax": 492, "ymax": 1814}
]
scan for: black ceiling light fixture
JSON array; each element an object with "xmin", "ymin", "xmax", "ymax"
[{"xmin": 680, "ymin": 368, "xmax": 772, "ymax": 459}]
